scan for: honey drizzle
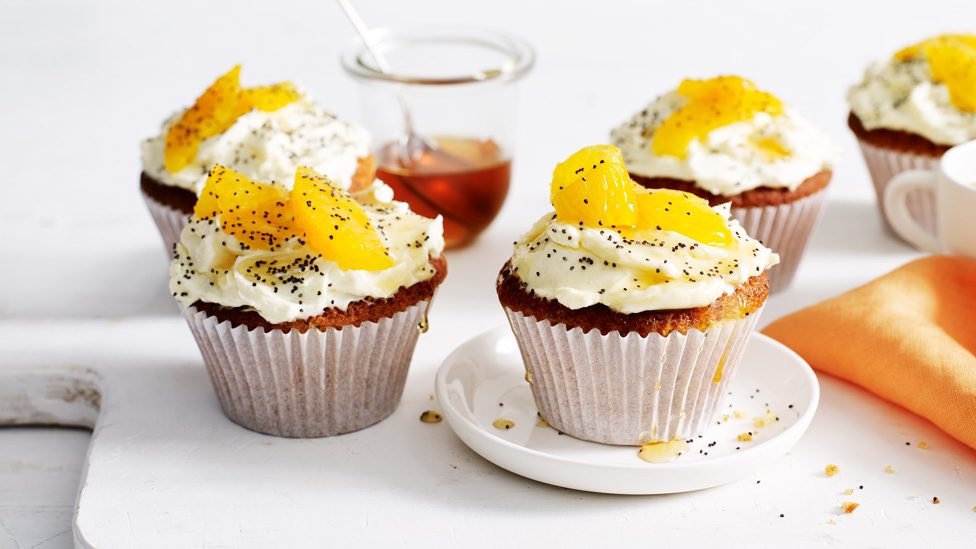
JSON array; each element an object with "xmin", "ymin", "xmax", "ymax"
[{"xmin": 638, "ymin": 439, "xmax": 689, "ymax": 463}]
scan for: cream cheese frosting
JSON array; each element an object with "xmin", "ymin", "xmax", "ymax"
[
  {"xmin": 848, "ymin": 54, "xmax": 976, "ymax": 146},
  {"xmin": 510, "ymin": 203, "xmax": 778, "ymax": 313},
  {"xmin": 611, "ymin": 91, "xmax": 837, "ymax": 196},
  {"xmin": 143, "ymin": 92, "xmax": 371, "ymax": 195},
  {"xmin": 170, "ymin": 180, "xmax": 444, "ymax": 324}
]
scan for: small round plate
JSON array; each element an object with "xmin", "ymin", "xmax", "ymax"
[{"xmin": 434, "ymin": 326, "xmax": 819, "ymax": 495}]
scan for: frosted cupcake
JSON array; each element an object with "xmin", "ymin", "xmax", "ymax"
[
  {"xmin": 142, "ymin": 66, "xmax": 375, "ymax": 255},
  {"xmin": 497, "ymin": 145, "xmax": 778, "ymax": 446},
  {"xmin": 848, "ymin": 34, "xmax": 976, "ymax": 236},
  {"xmin": 172, "ymin": 164, "xmax": 445, "ymax": 437},
  {"xmin": 611, "ymin": 76, "xmax": 836, "ymax": 292}
]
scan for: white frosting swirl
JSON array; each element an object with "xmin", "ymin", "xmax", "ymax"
[
  {"xmin": 142, "ymin": 92, "xmax": 371, "ymax": 195},
  {"xmin": 170, "ymin": 180, "xmax": 444, "ymax": 324},
  {"xmin": 510, "ymin": 204, "xmax": 778, "ymax": 313},
  {"xmin": 848, "ymin": 55, "xmax": 976, "ymax": 146},
  {"xmin": 610, "ymin": 91, "xmax": 837, "ymax": 196}
]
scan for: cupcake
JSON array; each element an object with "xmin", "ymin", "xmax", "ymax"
[
  {"xmin": 611, "ymin": 76, "xmax": 836, "ymax": 293},
  {"xmin": 497, "ymin": 145, "xmax": 778, "ymax": 446},
  {"xmin": 142, "ymin": 66, "xmax": 375, "ymax": 255},
  {"xmin": 171, "ymin": 164, "xmax": 446, "ymax": 437},
  {"xmin": 848, "ymin": 34, "xmax": 976, "ymax": 237}
]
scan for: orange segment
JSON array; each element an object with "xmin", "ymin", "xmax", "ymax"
[
  {"xmin": 927, "ymin": 41, "xmax": 976, "ymax": 112},
  {"xmin": 752, "ymin": 137, "xmax": 791, "ymax": 161},
  {"xmin": 634, "ymin": 189, "xmax": 732, "ymax": 247},
  {"xmin": 895, "ymin": 34, "xmax": 976, "ymax": 112},
  {"xmin": 290, "ymin": 167, "xmax": 394, "ymax": 271},
  {"xmin": 894, "ymin": 34, "xmax": 976, "ymax": 61},
  {"xmin": 195, "ymin": 164, "xmax": 299, "ymax": 251},
  {"xmin": 653, "ymin": 76, "xmax": 783, "ymax": 159},
  {"xmin": 165, "ymin": 66, "xmax": 243, "ymax": 173},
  {"xmin": 550, "ymin": 145, "xmax": 638, "ymax": 228},
  {"xmin": 164, "ymin": 66, "xmax": 301, "ymax": 173},
  {"xmin": 239, "ymin": 82, "xmax": 302, "ymax": 114}
]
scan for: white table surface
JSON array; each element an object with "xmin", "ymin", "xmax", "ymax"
[{"xmin": 2, "ymin": 0, "xmax": 976, "ymax": 547}]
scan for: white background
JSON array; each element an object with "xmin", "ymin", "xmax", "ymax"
[{"xmin": 2, "ymin": 0, "xmax": 976, "ymax": 547}]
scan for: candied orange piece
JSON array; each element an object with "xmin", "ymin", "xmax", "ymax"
[
  {"xmin": 164, "ymin": 67, "xmax": 301, "ymax": 173},
  {"xmin": 653, "ymin": 76, "xmax": 783, "ymax": 159},
  {"xmin": 550, "ymin": 145, "xmax": 638, "ymax": 228},
  {"xmin": 634, "ymin": 189, "xmax": 732, "ymax": 247},
  {"xmin": 195, "ymin": 165, "xmax": 298, "ymax": 251},
  {"xmin": 290, "ymin": 167, "xmax": 394, "ymax": 271}
]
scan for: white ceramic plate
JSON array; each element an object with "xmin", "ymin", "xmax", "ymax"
[{"xmin": 434, "ymin": 326, "xmax": 819, "ymax": 495}]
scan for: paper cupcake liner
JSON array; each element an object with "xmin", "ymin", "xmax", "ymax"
[
  {"xmin": 183, "ymin": 302, "xmax": 427, "ymax": 438},
  {"xmin": 142, "ymin": 190, "xmax": 192, "ymax": 258},
  {"xmin": 730, "ymin": 187, "xmax": 828, "ymax": 293},
  {"xmin": 856, "ymin": 139, "xmax": 939, "ymax": 238},
  {"xmin": 504, "ymin": 306, "xmax": 764, "ymax": 445}
]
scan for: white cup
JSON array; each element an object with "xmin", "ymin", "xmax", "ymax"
[{"xmin": 884, "ymin": 139, "xmax": 976, "ymax": 256}]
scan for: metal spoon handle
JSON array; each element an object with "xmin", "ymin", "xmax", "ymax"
[
  {"xmin": 336, "ymin": 0, "xmax": 393, "ymax": 74},
  {"xmin": 335, "ymin": 0, "xmax": 415, "ymax": 130}
]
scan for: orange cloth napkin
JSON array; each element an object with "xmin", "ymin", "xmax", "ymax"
[{"xmin": 763, "ymin": 256, "xmax": 976, "ymax": 451}]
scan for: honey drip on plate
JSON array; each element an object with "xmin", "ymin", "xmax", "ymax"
[
  {"xmin": 419, "ymin": 410, "xmax": 442, "ymax": 423},
  {"xmin": 492, "ymin": 418, "xmax": 515, "ymax": 430},
  {"xmin": 638, "ymin": 439, "xmax": 689, "ymax": 463}
]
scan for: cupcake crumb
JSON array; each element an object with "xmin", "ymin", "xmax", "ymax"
[
  {"xmin": 825, "ymin": 464, "xmax": 840, "ymax": 477},
  {"xmin": 918, "ymin": 441, "xmax": 928, "ymax": 449},
  {"xmin": 842, "ymin": 502, "xmax": 859, "ymax": 514},
  {"xmin": 737, "ymin": 432, "xmax": 753, "ymax": 442},
  {"xmin": 844, "ymin": 488, "xmax": 854, "ymax": 495},
  {"xmin": 885, "ymin": 465, "xmax": 895, "ymax": 474}
]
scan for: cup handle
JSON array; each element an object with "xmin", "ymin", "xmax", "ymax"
[{"xmin": 883, "ymin": 169, "xmax": 941, "ymax": 253}]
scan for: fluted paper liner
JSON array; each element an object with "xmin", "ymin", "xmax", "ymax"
[
  {"xmin": 505, "ymin": 306, "xmax": 764, "ymax": 445},
  {"xmin": 730, "ymin": 187, "xmax": 828, "ymax": 293},
  {"xmin": 856, "ymin": 138, "xmax": 939, "ymax": 239},
  {"xmin": 142, "ymin": 190, "xmax": 191, "ymax": 258},
  {"xmin": 183, "ymin": 302, "xmax": 427, "ymax": 438}
]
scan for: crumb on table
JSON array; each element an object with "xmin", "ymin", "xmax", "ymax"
[
  {"xmin": 420, "ymin": 410, "xmax": 442, "ymax": 423},
  {"xmin": 825, "ymin": 464, "xmax": 840, "ymax": 477},
  {"xmin": 842, "ymin": 502, "xmax": 859, "ymax": 514}
]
